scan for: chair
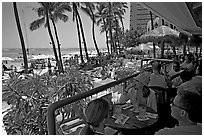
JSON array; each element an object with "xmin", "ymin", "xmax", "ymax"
[
  {"xmin": 148, "ymin": 86, "xmax": 168, "ymax": 104},
  {"xmin": 148, "ymin": 86, "xmax": 178, "ymax": 131}
]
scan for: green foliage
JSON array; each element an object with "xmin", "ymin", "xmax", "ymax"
[
  {"xmin": 114, "ymin": 67, "xmax": 137, "ymax": 80},
  {"xmin": 122, "ymin": 28, "xmax": 145, "ymax": 48},
  {"xmin": 3, "ymin": 67, "xmax": 93, "ymax": 135}
]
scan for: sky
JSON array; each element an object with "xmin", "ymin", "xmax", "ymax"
[{"xmin": 2, "ymin": 2, "xmax": 130, "ymax": 49}]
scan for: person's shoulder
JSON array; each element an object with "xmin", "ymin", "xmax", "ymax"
[{"xmin": 155, "ymin": 127, "xmax": 173, "ymax": 135}]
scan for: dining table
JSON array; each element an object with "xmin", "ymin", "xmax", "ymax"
[{"xmin": 105, "ymin": 103, "xmax": 158, "ymax": 135}]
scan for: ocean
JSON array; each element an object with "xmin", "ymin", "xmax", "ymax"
[
  {"xmin": 2, "ymin": 48, "xmax": 98, "ymax": 59},
  {"xmin": 2, "ymin": 47, "xmax": 106, "ymax": 69}
]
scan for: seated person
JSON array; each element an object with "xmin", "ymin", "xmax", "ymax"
[
  {"xmin": 168, "ymin": 61, "xmax": 182, "ymax": 88},
  {"xmin": 119, "ymin": 71, "xmax": 157, "ymax": 112},
  {"xmin": 177, "ymin": 76, "xmax": 202, "ymax": 96},
  {"xmin": 180, "ymin": 54, "xmax": 194, "ymax": 72},
  {"xmin": 195, "ymin": 59, "xmax": 202, "ymax": 76},
  {"xmin": 78, "ymin": 98, "xmax": 109, "ymax": 135},
  {"xmin": 119, "ymin": 71, "xmax": 150, "ymax": 104},
  {"xmin": 148, "ymin": 61, "xmax": 171, "ymax": 103},
  {"xmin": 179, "ymin": 70, "xmax": 193, "ymax": 83},
  {"xmin": 135, "ymin": 85, "xmax": 157, "ymax": 112},
  {"xmin": 148, "ymin": 61, "xmax": 169, "ymax": 88},
  {"xmin": 155, "ymin": 90, "xmax": 202, "ymax": 135}
]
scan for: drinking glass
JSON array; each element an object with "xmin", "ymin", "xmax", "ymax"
[
  {"xmin": 138, "ymin": 104, "xmax": 147, "ymax": 119},
  {"xmin": 133, "ymin": 102, "xmax": 139, "ymax": 112},
  {"xmin": 114, "ymin": 105, "xmax": 122, "ymax": 116}
]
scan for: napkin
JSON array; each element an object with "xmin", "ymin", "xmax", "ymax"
[{"xmin": 114, "ymin": 114, "xmax": 129, "ymax": 125}]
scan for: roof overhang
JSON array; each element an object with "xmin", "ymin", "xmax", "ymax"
[{"xmin": 139, "ymin": 2, "xmax": 202, "ymax": 36}]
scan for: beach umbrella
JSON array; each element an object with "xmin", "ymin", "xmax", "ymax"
[
  {"xmin": 31, "ymin": 55, "xmax": 48, "ymax": 60},
  {"xmin": 139, "ymin": 25, "xmax": 180, "ymax": 58},
  {"xmin": 139, "ymin": 43, "xmax": 152, "ymax": 51},
  {"xmin": 45, "ymin": 55, "xmax": 55, "ymax": 59},
  {"xmin": 140, "ymin": 25, "xmax": 180, "ymax": 41},
  {"xmin": 2, "ymin": 57, "xmax": 14, "ymax": 61}
]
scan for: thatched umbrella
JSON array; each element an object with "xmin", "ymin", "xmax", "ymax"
[
  {"xmin": 139, "ymin": 25, "xmax": 180, "ymax": 58},
  {"xmin": 188, "ymin": 35, "xmax": 202, "ymax": 57}
]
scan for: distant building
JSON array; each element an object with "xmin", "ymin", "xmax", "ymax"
[
  {"xmin": 130, "ymin": 2, "xmax": 157, "ymax": 31},
  {"xmin": 146, "ymin": 17, "xmax": 177, "ymax": 32},
  {"xmin": 130, "ymin": 2, "xmax": 177, "ymax": 32}
]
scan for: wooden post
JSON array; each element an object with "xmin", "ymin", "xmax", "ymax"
[{"xmin": 150, "ymin": 11, "xmax": 156, "ymax": 58}]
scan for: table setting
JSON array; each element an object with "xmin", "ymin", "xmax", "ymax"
[{"xmin": 105, "ymin": 103, "xmax": 158, "ymax": 132}]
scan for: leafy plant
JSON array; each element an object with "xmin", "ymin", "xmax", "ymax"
[{"xmin": 3, "ymin": 67, "xmax": 93, "ymax": 135}]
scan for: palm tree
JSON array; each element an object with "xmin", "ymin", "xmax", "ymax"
[
  {"xmin": 95, "ymin": 3, "xmax": 110, "ymax": 54},
  {"xmin": 13, "ymin": 2, "xmax": 28, "ymax": 74},
  {"xmin": 112, "ymin": 2, "xmax": 127, "ymax": 53},
  {"xmin": 49, "ymin": 2, "xmax": 72, "ymax": 73},
  {"xmin": 72, "ymin": 8, "xmax": 84, "ymax": 64},
  {"xmin": 108, "ymin": 2, "xmax": 115, "ymax": 53},
  {"xmin": 30, "ymin": 2, "xmax": 60, "ymax": 72},
  {"xmin": 97, "ymin": 2, "xmax": 127, "ymax": 54},
  {"xmin": 81, "ymin": 2, "xmax": 101, "ymax": 56},
  {"xmin": 72, "ymin": 2, "xmax": 90, "ymax": 62}
]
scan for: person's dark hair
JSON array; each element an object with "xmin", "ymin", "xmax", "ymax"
[
  {"xmin": 180, "ymin": 70, "xmax": 193, "ymax": 82},
  {"xmin": 152, "ymin": 61, "xmax": 161, "ymax": 72},
  {"xmin": 179, "ymin": 91, "xmax": 202, "ymax": 123},
  {"xmin": 142, "ymin": 85, "xmax": 151, "ymax": 98},
  {"xmin": 80, "ymin": 98, "xmax": 109, "ymax": 135},
  {"xmin": 174, "ymin": 61, "xmax": 180, "ymax": 68},
  {"xmin": 173, "ymin": 61, "xmax": 180, "ymax": 71}
]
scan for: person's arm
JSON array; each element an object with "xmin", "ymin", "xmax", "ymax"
[{"xmin": 119, "ymin": 86, "xmax": 135, "ymax": 103}]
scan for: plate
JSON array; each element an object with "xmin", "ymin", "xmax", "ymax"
[
  {"xmin": 122, "ymin": 104, "xmax": 133, "ymax": 110},
  {"xmin": 130, "ymin": 108, "xmax": 139, "ymax": 113},
  {"xmin": 136, "ymin": 115, "xmax": 149, "ymax": 121},
  {"xmin": 146, "ymin": 112, "xmax": 158, "ymax": 119}
]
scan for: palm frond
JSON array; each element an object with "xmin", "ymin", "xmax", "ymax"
[
  {"xmin": 80, "ymin": 7, "xmax": 92, "ymax": 18},
  {"xmin": 30, "ymin": 17, "xmax": 45, "ymax": 31},
  {"xmin": 54, "ymin": 13, "xmax": 69, "ymax": 22},
  {"xmin": 37, "ymin": 7, "xmax": 45, "ymax": 17}
]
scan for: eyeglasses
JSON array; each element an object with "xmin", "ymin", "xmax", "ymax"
[{"xmin": 170, "ymin": 99, "xmax": 187, "ymax": 111}]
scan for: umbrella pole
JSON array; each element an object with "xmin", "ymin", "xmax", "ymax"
[
  {"xmin": 153, "ymin": 43, "xmax": 156, "ymax": 58},
  {"xmin": 199, "ymin": 46, "xmax": 202, "ymax": 57},
  {"xmin": 150, "ymin": 11, "xmax": 156, "ymax": 58},
  {"xmin": 161, "ymin": 40, "xmax": 164, "ymax": 58},
  {"xmin": 173, "ymin": 46, "xmax": 176, "ymax": 56}
]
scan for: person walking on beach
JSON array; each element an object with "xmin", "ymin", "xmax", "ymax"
[{"xmin": 47, "ymin": 58, "xmax": 52, "ymax": 75}]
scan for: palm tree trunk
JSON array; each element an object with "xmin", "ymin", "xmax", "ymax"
[
  {"xmin": 13, "ymin": 2, "xmax": 28, "ymax": 74},
  {"xmin": 51, "ymin": 19, "xmax": 64, "ymax": 73},
  {"xmin": 108, "ymin": 2, "xmax": 115, "ymax": 54},
  {"xmin": 183, "ymin": 43, "xmax": 186, "ymax": 60},
  {"xmin": 73, "ymin": 3, "xmax": 90, "ymax": 62},
  {"xmin": 114, "ymin": 16, "xmax": 120, "ymax": 54},
  {"xmin": 76, "ymin": 14, "xmax": 84, "ymax": 64},
  {"xmin": 46, "ymin": 8, "xmax": 59, "ymax": 70},
  {"xmin": 90, "ymin": 6, "xmax": 101, "ymax": 57},
  {"xmin": 103, "ymin": 19, "xmax": 110, "ymax": 54}
]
